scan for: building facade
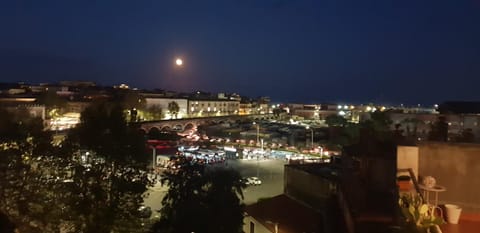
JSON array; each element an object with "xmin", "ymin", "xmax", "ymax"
[
  {"xmin": 144, "ymin": 97, "xmax": 189, "ymax": 119},
  {"xmin": 188, "ymin": 99, "xmax": 239, "ymax": 117}
]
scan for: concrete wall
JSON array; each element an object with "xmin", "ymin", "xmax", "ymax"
[
  {"xmin": 397, "ymin": 146, "xmax": 419, "ymax": 179},
  {"xmin": 243, "ymin": 216, "xmax": 271, "ymax": 233},
  {"xmin": 284, "ymin": 165, "xmax": 336, "ymax": 210},
  {"xmin": 418, "ymin": 142, "xmax": 480, "ymax": 213}
]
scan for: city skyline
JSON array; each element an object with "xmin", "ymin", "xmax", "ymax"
[{"xmin": 1, "ymin": 1, "xmax": 480, "ymax": 104}]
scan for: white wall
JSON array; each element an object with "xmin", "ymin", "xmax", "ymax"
[
  {"xmin": 145, "ymin": 98, "xmax": 188, "ymax": 119},
  {"xmin": 397, "ymin": 146, "xmax": 419, "ymax": 179},
  {"xmin": 188, "ymin": 100, "xmax": 239, "ymax": 117}
]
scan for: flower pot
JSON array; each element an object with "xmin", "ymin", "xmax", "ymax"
[
  {"xmin": 445, "ymin": 204, "xmax": 462, "ymax": 224},
  {"xmin": 398, "ymin": 180, "xmax": 412, "ymax": 191}
]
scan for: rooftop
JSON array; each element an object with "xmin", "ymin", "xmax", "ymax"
[{"xmin": 245, "ymin": 194, "xmax": 323, "ymax": 233}]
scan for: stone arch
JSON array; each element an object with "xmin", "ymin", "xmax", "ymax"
[
  {"xmin": 138, "ymin": 128, "xmax": 147, "ymax": 136},
  {"xmin": 148, "ymin": 127, "xmax": 161, "ymax": 140},
  {"xmin": 148, "ymin": 127, "xmax": 160, "ymax": 134},
  {"xmin": 173, "ymin": 124, "xmax": 183, "ymax": 131},
  {"xmin": 161, "ymin": 125, "xmax": 172, "ymax": 131},
  {"xmin": 184, "ymin": 123, "xmax": 195, "ymax": 130}
]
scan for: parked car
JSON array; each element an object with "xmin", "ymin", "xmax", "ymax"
[
  {"xmin": 246, "ymin": 177, "xmax": 262, "ymax": 186},
  {"xmin": 138, "ymin": 206, "xmax": 152, "ymax": 218}
]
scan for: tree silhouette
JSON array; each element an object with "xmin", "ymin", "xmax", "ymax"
[
  {"xmin": 35, "ymin": 90, "xmax": 68, "ymax": 118},
  {"xmin": 167, "ymin": 101, "xmax": 180, "ymax": 119},
  {"xmin": 62, "ymin": 101, "xmax": 152, "ymax": 232},
  {"xmin": 146, "ymin": 105, "xmax": 163, "ymax": 120},
  {"xmin": 111, "ymin": 89, "xmax": 146, "ymax": 122},
  {"xmin": 0, "ymin": 103, "xmax": 152, "ymax": 232},
  {"xmin": 325, "ymin": 114, "xmax": 347, "ymax": 127},
  {"xmin": 151, "ymin": 156, "xmax": 245, "ymax": 233},
  {"xmin": 68, "ymin": 101, "xmax": 147, "ymax": 164},
  {"xmin": 428, "ymin": 116, "xmax": 449, "ymax": 141}
]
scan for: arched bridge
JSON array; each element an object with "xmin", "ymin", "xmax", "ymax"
[{"xmin": 135, "ymin": 114, "xmax": 274, "ymax": 134}]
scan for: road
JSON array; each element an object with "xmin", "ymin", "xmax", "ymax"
[
  {"xmin": 228, "ymin": 158, "xmax": 286, "ymax": 204},
  {"xmin": 143, "ymin": 158, "xmax": 286, "ymax": 218}
]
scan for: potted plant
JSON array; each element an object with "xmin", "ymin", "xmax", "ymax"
[
  {"xmin": 399, "ymin": 193, "xmax": 444, "ymax": 233},
  {"xmin": 397, "ymin": 175, "xmax": 412, "ymax": 191}
]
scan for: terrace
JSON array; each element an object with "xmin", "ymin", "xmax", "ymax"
[{"xmin": 397, "ymin": 143, "xmax": 480, "ymax": 233}]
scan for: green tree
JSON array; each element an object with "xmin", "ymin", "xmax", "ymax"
[
  {"xmin": 146, "ymin": 105, "xmax": 163, "ymax": 120},
  {"xmin": 69, "ymin": 101, "xmax": 147, "ymax": 164},
  {"xmin": 0, "ymin": 107, "xmax": 65, "ymax": 232},
  {"xmin": 369, "ymin": 111, "xmax": 392, "ymax": 132},
  {"xmin": 151, "ymin": 156, "xmax": 245, "ymax": 233},
  {"xmin": 167, "ymin": 101, "xmax": 180, "ymax": 119},
  {"xmin": 325, "ymin": 114, "xmax": 347, "ymax": 127},
  {"xmin": 272, "ymin": 108, "xmax": 286, "ymax": 117},
  {"xmin": 111, "ymin": 89, "xmax": 146, "ymax": 122},
  {"xmin": 428, "ymin": 116, "xmax": 449, "ymax": 142},
  {"xmin": 327, "ymin": 111, "xmax": 395, "ymax": 152},
  {"xmin": 36, "ymin": 90, "xmax": 68, "ymax": 118},
  {"xmin": 0, "ymin": 104, "xmax": 152, "ymax": 233},
  {"xmin": 61, "ymin": 101, "xmax": 152, "ymax": 232}
]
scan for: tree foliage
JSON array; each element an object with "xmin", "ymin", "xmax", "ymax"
[
  {"xmin": 151, "ymin": 156, "xmax": 245, "ymax": 233},
  {"xmin": 36, "ymin": 90, "xmax": 68, "ymax": 110},
  {"xmin": 68, "ymin": 101, "xmax": 148, "ymax": 164},
  {"xmin": 0, "ymin": 103, "xmax": 152, "ymax": 233},
  {"xmin": 146, "ymin": 105, "xmax": 163, "ymax": 120},
  {"xmin": 111, "ymin": 89, "xmax": 146, "ymax": 122},
  {"xmin": 428, "ymin": 116, "xmax": 448, "ymax": 142},
  {"xmin": 327, "ymin": 111, "xmax": 397, "ymax": 156},
  {"xmin": 325, "ymin": 114, "xmax": 347, "ymax": 127},
  {"xmin": 167, "ymin": 101, "xmax": 180, "ymax": 119}
]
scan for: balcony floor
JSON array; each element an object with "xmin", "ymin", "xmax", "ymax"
[{"xmin": 440, "ymin": 213, "xmax": 480, "ymax": 233}]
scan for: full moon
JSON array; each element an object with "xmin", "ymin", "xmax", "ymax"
[{"xmin": 176, "ymin": 58, "xmax": 183, "ymax": 66}]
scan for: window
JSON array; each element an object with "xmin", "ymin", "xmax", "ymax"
[{"xmin": 250, "ymin": 221, "xmax": 255, "ymax": 233}]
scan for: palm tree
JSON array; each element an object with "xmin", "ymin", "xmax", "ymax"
[{"xmin": 167, "ymin": 101, "xmax": 180, "ymax": 119}]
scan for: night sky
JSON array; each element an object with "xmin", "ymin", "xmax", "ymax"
[{"xmin": 1, "ymin": 0, "xmax": 480, "ymax": 104}]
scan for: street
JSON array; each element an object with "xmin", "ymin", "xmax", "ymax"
[
  {"xmin": 228, "ymin": 158, "xmax": 286, "ymax": 204},
  {"xmin": 143, "ymin": 158, "xmax": 286, "ymax": 218}
]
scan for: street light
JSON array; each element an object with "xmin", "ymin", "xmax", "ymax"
[
  {"xmin": 306, "ymin": 126, "xmax": 314, "ymax": 148},
  {"xmin": 253, "ymin": 122, "xmax": 259, "ymax": 146},
  {"xmin": 151, "ymin": 146, "xmax": 156, "ymax": 171},
  {"xmin": 253, "ymin": 122, "xmax": 261, "ymax": 178}
]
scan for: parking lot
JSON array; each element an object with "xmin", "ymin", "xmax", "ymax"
[{"xmin": 143, "ymin": 158, "xmax": 286, "ymax": 217}]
